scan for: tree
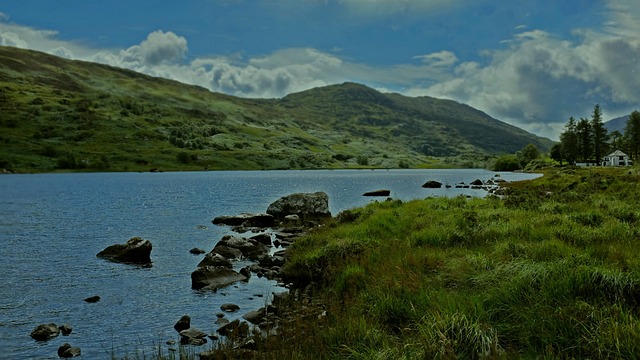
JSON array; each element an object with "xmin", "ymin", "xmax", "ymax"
[
  {"xmin": 576, "ymin": 117, "xmax": 592, "ymax": 162},
  {"xmin": 625, "ymin": 110, "xmax": 640, "ymax": 159},
  {"xmin": 550, "ymin": 143, "xmax": 563, "ymax": 165},
  {"xmin": 559, "ymin": 117, "xmax": 578, "ymax": 164},
  {"xmin": 590, "ymin": 104, "xmax": 608, "ymax": 164},
  {"xmin": 609, "ymin": 130, "xmax": 625, "ymax": 152},
  {"xmin": 516, "ymin": 143, "xmax": 540, "ymax": 167}
]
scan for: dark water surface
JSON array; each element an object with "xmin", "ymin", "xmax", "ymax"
[{"xmin": 0, "ymin": 169, "xmax": 539, "ymax": 359}]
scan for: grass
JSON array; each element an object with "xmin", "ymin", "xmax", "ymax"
[{"xmin": 247, "ymin": 166, "xmax": 640, "ymax": 359}]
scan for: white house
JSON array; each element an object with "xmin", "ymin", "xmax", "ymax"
[{"xmin": 602, "ymin": 150, "xmax": 633, "ymax": 167}]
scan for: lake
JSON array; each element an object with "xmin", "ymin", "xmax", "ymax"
[{"xmin": 0, "ymin": 169, "xmax": 540, "ymax": 359}]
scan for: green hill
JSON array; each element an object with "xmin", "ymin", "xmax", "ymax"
[{"xmin": 0, "ymin": 46, "xmax": 554, "ymax": 172}]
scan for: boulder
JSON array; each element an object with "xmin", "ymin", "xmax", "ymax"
[
  {"xmin": 214, "ymin": 235, "xmax": 269, "ymax": 261},
  {"xmin": 212, "ymin": 213, "xmax": 275, "ymax": 228},
  {"xmin": 57, "ymin": 343, "xmax": 81, "ymax": 358},
  {"xmin": 363, "ymin": 189, "xmax": 391, "ymax": 196},
  {"xmin": 210, "ymin": 245, "xmax": 242, "ymax": 260},
  {"xmin": 197, "ymin": 252, "xmax": 232, "ymax": 269},
  {"xmin": 266, "ymin": 192, "xmax": 331, "ymax": 222},
  {"xmin": 96, "ymin": 237, "xmax": 152, "ymax": 265},
  {"xmin": 191, "ymin": 266, "xmax": 248, "ymax": 290},
  {"xmin": 30, "ymin": 323, "xmax": 59, "ymax": 341},
  {"xmin": 189, "ymin": 247, "xmax": 206, "ymax": 255},
  {"xmin": 174, "ymin": 315, "xmax": 191, "ymax": 333},
  {"xmin": 179, "ymin": 328, "xmax": 208, "ymax": 346},
  {"xmin": 242, "ymin": 308, "xmax": 267, "ymax": 324},
  {"xmin": 84, "ymin": 295, "xmax": 100, "ymax": 303},
  {"xmin": 221, "ymin": 303, "xmax": 240, "ymax": 312},
  {"xmin": 471, "ymin": 179, "xmax": 484, "ymax": 186},
  {"xmin": 422, "ymin": 180, "xmax": 442, "ymax": 188},
  {"xmin": 217, "ymin": 319, "xmax": 249, "ymax": 338},
  {"xmin": 59, "ymin": 324, "xmax": 73, "ymax": 336},
  {"xmin": 239, "ymin": 266, "xmax": 252, "ymax": 278},
  {"xmin": 249, "ymin": 233, "xmax": 272, "ymax": 246}
]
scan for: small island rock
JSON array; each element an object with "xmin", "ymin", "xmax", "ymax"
[
  {"xmin": 96, "ymin": 237, "xmax": 152, "ymax": 265},
  {"xmin": 422, "ymin": 180, "xmax": 442, "ymax": 188},
  {"xmin": 30, "ymin": 323, "xmax": 59, "ymax": 341},
  {"xmin": 363, "ymin": 189, "xmax": 391, "ymax": 197}
]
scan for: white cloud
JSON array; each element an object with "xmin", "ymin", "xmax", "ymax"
[
  {"xmin": 404, "ymin": 15, "xmax": 640, "ymax": 140},
  {"xmin": 413, "ymin": 51, "xmax": 458, "ymax": 67}
]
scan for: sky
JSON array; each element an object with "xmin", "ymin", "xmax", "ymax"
[{"xmin": 1, "ymin": 0, "xmax": 639, "ymax": 140}]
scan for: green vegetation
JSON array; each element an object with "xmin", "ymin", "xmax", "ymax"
[
  {"xmin": 0, "ymin": 47, "xmax": 553, "ymax": 173},
  {"xmin": 209, "ymin": 166, "xmax": 640, "ymax": 359}
]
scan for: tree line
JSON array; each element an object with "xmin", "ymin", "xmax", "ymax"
[{"xmin": 551, "ymin": 105, "xmax": 640, "ymax": 165}]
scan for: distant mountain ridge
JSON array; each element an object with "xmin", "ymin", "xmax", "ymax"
[
  {"xmin": 0, "ymin": 46, "xmax": 554, "ymax": 172},
  {"xmin": 605, "ymin": 115, "xmax": 631, "ymax": 133}
]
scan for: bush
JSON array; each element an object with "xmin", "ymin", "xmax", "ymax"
[{"xmin": 492, "ymin": 155, "xmax": 521, "ymax": 171}]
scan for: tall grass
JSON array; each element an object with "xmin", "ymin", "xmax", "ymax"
[{"xmin": 271, "ymin": 167, "xmax": 640, "ymax": 359}]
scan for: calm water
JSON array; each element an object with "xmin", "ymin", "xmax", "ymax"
[{"xmin": 0, "ymin": 169, "xmax": 539, "ymax": 359}]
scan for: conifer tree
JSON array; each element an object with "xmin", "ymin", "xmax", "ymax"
[
  {"xmin": 590, "ymin": 104, "xmax": 608, "ymax": 164},
  {"xmin": 625, "ymin": 110, "xmax": 640, "ymax": 159},
  {"xmin": 559, "ymin": 117, "xmax": 578, "ymax": 164},
  {"xmin": 576, "ymin": 117, "xmax": 592, "ymax": 162}
]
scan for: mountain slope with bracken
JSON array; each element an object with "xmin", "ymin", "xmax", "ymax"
[{"xmin": 0, "ymin": 46, "xmax": 554, "ymax": 172}]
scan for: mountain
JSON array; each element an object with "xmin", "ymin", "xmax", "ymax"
[
  {"xmin": 0, "ymin": 46, "xmax": 554, "ymax": 172},
  {"xmin": 605, "ymin": 115, "xmax": 630, "ymax": 133}
]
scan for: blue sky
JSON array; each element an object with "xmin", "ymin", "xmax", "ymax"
[{"xmin": 1, "ymin": 0, "xmax": 639, "ymax": 139}]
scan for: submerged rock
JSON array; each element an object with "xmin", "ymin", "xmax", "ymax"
[
  {"xmin": 84, "ymin": 295, "xmax": 101, "ymax": 303},
  {"xmin": 96, "ymin": 237, "xmax": 152, "ymax": 265},
  {"xmin": 212, "ymin": 213, "xmax": 275, "ymax": 228},
  {"xmin": 362, "ymin": 189, "xmax": 391, "ymax": 196}
]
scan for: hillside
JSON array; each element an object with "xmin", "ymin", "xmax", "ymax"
[
  {"xmin": 0, "ymin": 46, "xmax": 554, "ymax": 172},
  {"xmin": 605, "ymin": 114, "xmax": 630, "ymax": 133}
]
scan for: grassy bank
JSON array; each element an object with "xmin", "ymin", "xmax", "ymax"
[{"xmin": 216, "ymin": 166, "xmax": 640, "ymax": 359}]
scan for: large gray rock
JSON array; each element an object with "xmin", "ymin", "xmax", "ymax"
[
  {"xmin": 97, "ymin": 237, "xmax": 152, "ymax": 265},
  {"xmin": 30, "ymin": 323, "xmax": 59, "ymax": 341},
  {"xmin": 266, "ymin": 192, "xmax": 331, "ymax": 221},
  {"xmin": 191, "ymin": 266, "xmax": 248, "ymax": 290}
]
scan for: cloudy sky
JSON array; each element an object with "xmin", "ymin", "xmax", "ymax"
[{"xmin": 1, "ymin": 0, "xmax": 639, "ymax": 139}]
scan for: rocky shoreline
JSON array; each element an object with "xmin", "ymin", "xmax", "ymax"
[{"xmin": 29, "ymin": 178, "xmax": 511, "ymax": 358}]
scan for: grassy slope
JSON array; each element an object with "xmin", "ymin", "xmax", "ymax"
[
  {"xmin": 1, "ymin": 47, "xmax": 553, "ymax": 172},
  {"xmin": 248, "ymin": 166, "xmax": 640, "ymax": 359}
]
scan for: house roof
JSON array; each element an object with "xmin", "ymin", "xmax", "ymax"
[{"xmin": 606, "ymin": 150, "xmax": 629, "ymax": 157}]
